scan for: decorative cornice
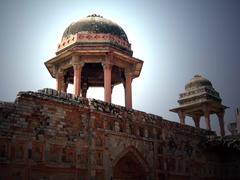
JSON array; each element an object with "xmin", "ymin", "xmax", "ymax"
[{"xmin": 57, "ymin": 33, "xmax": 131, "ymax": 52}]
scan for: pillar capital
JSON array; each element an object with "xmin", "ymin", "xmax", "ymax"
[
  {"xmin": 202, "ymin": 104, "xmax": 210, "ymax": 115},
  {"xmin": 124, "ymin": 68, "xmax": 133, "ymax": 77},
  {"xmin": 103, "ymin": 51, "xmax": 113, "ymax": 69},
  {"xmin": 73, "ymin": 62, "xmax": 84, "ymax": 69},
  {"xmin": 71, "ymin": 55, "xmax": 84, "ymax": 68},
  {"xmin": 55, "ymin": 68, "xmax": 64, "ymax": 92},
  {"xmin": 216, "ymin": 110, "xmax": 225, "ymax": 118},
  {"xmin": 178, "ymin": 110, "xmax": 186, "ymax": 124},
  {"xmin": 102, "ymin": 62, "xmax": 112, "ymax": 70},
  {"xmin": 71, "ymin": 55, "xmax": 79, "ymax": 64},
  {"xmin": 53, "ymin": 66, "xmax": 64, "ymax": 76},
  {"xmin": 178, "ymin": 110, "xmax": 185, "ymax": 119},
  {"xmin": 192, "ymin": 115, "xmax": 200, "ymax": 128},
  {"xmin": 57, "ymin": 68, "xmax": 64, "ymax": 74}
]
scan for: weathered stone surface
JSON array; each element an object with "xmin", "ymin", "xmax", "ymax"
[{"xmin": 0, "ymin": 89, "xmax": 239, "ymax": 180}]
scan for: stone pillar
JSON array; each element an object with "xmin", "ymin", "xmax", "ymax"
[
  {"xmin": 237, "ymin": 108, "xmax": 240, "ymax": 134},
  {"xmin": 217, "ymin": 111, "xmax": 225, "ymax": 136},
  {"xmin": 203, "ymin": 105, "xmax": 211, "ymax": 130},
  {"xmin": 193, "ymin": 115, "xmax": 200, "ymax": 128},
  {"xmin": 111, "ymin": 85, "xmax": 114, "ymax": 94},
  {"xmin": 81, "ymin": 82, "xmax": 88, "ymax": 98},
  {"xmin": 102, "ymin": 62, "xmax": 112, "ymax": 103},
  {"xmin": 63, "ymin": 81, "xmax": 68, "ymax": 93},
  {"xmin": 178, "ymin": 111, "xmax": 185, "ymax": 124},
  {"xmin": 124, "ymin": 71, "xmax": 133, "ymax": 108},
  {"xmin": 56, "ymin": 69, "xmax": 64, "ymax": 92},
  {"xmin": 72, "ymin": 56, "xmax": 84, "ymax": 96}
]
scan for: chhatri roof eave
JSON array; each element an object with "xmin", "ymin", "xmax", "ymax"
[
  {"xmin": 44, "ymin": 47, "xmax": 144, "ymax": 78},
  {"xmin": 45, "ymin": 47, "xmax": 143, "ymax": 66},
  {"xmin": 178, "ymin": 93, "xmax": 222, "ymax": 103},
  {"xmin": 44, "ymin": 49, "xmax": 74, "ymax": 78},
  {"xmin": 45, "ymin": 48, "xmax": 108, "ymax": 65},
  {"xmin": 170, "ymin": 100, "xmax": 229, "ymax": 113}
]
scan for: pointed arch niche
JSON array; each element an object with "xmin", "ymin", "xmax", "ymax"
[{"xmin": 112, "ymin": 146, "xmax": 149, "ymax": 180}]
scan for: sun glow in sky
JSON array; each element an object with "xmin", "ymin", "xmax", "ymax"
[{"xmin": 0, "ymin": 0, "xmax": 240, "ymax": 134}]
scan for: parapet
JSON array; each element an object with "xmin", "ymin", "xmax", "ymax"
[{"xmin": 9, "ymin": 88, "xmax": 215, "ymax": 138}]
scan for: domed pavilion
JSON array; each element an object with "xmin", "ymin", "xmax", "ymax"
[
  {"xmin": 45, "ymin": 14, "xmax": 143, "ymax": 108},
  {"xmin": 170, "ymin": 75, "xmax": 228, "ymax": 136}
]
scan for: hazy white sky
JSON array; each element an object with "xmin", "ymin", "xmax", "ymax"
[{"xmin": 0, "ymin": 0, "xmax": 240, "ymax": 134}]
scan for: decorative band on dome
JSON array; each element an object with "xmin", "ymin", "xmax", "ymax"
[{"xmin": 57, "ymin": 32, "xmax": 131, "ymax": 52}]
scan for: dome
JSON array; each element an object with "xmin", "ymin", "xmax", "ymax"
[
  {"xmin": 185, "ymin": 74, "xmax": 213, "ymax": 91},
  {"xmin": 177, "ymin": 74, "xmax": 222, "ymax": 106},
  {"xmin": 62, "ymin": 14, "xmax": 129, "ymax": 42}
]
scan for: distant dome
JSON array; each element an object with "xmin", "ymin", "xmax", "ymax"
[
  {"xmin": 177, "ymin": 74, "xmax": 222, "ymax": 106},
  {"xmin": 62, "ymin": 14, "xmax": 129, "ymax": 42},
  {"xmin": 185, "ymin": 75, "xmax": 213, "ymax": 91}
]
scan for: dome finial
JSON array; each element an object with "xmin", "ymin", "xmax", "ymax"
[
  {"xmin": 87, "ymin": 14, "xmax": 103, "ymax": 18},
  {"xmin": 194, "ymin": 74, "xmax": 201, "ymax": 78}
]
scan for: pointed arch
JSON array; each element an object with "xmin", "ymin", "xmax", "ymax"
[{"xmin": 113, "ymin": 146, "xmax": 150, "ymax": 180}]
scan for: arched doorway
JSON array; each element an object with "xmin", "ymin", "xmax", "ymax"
[{"xmin": 113, "ymin": 151, "xmax": 147, "ymax": 180}]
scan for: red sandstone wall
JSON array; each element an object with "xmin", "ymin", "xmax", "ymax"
[{"xmin": 0, "ymin": 89, "xmax": 239, "ymax": 180}]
